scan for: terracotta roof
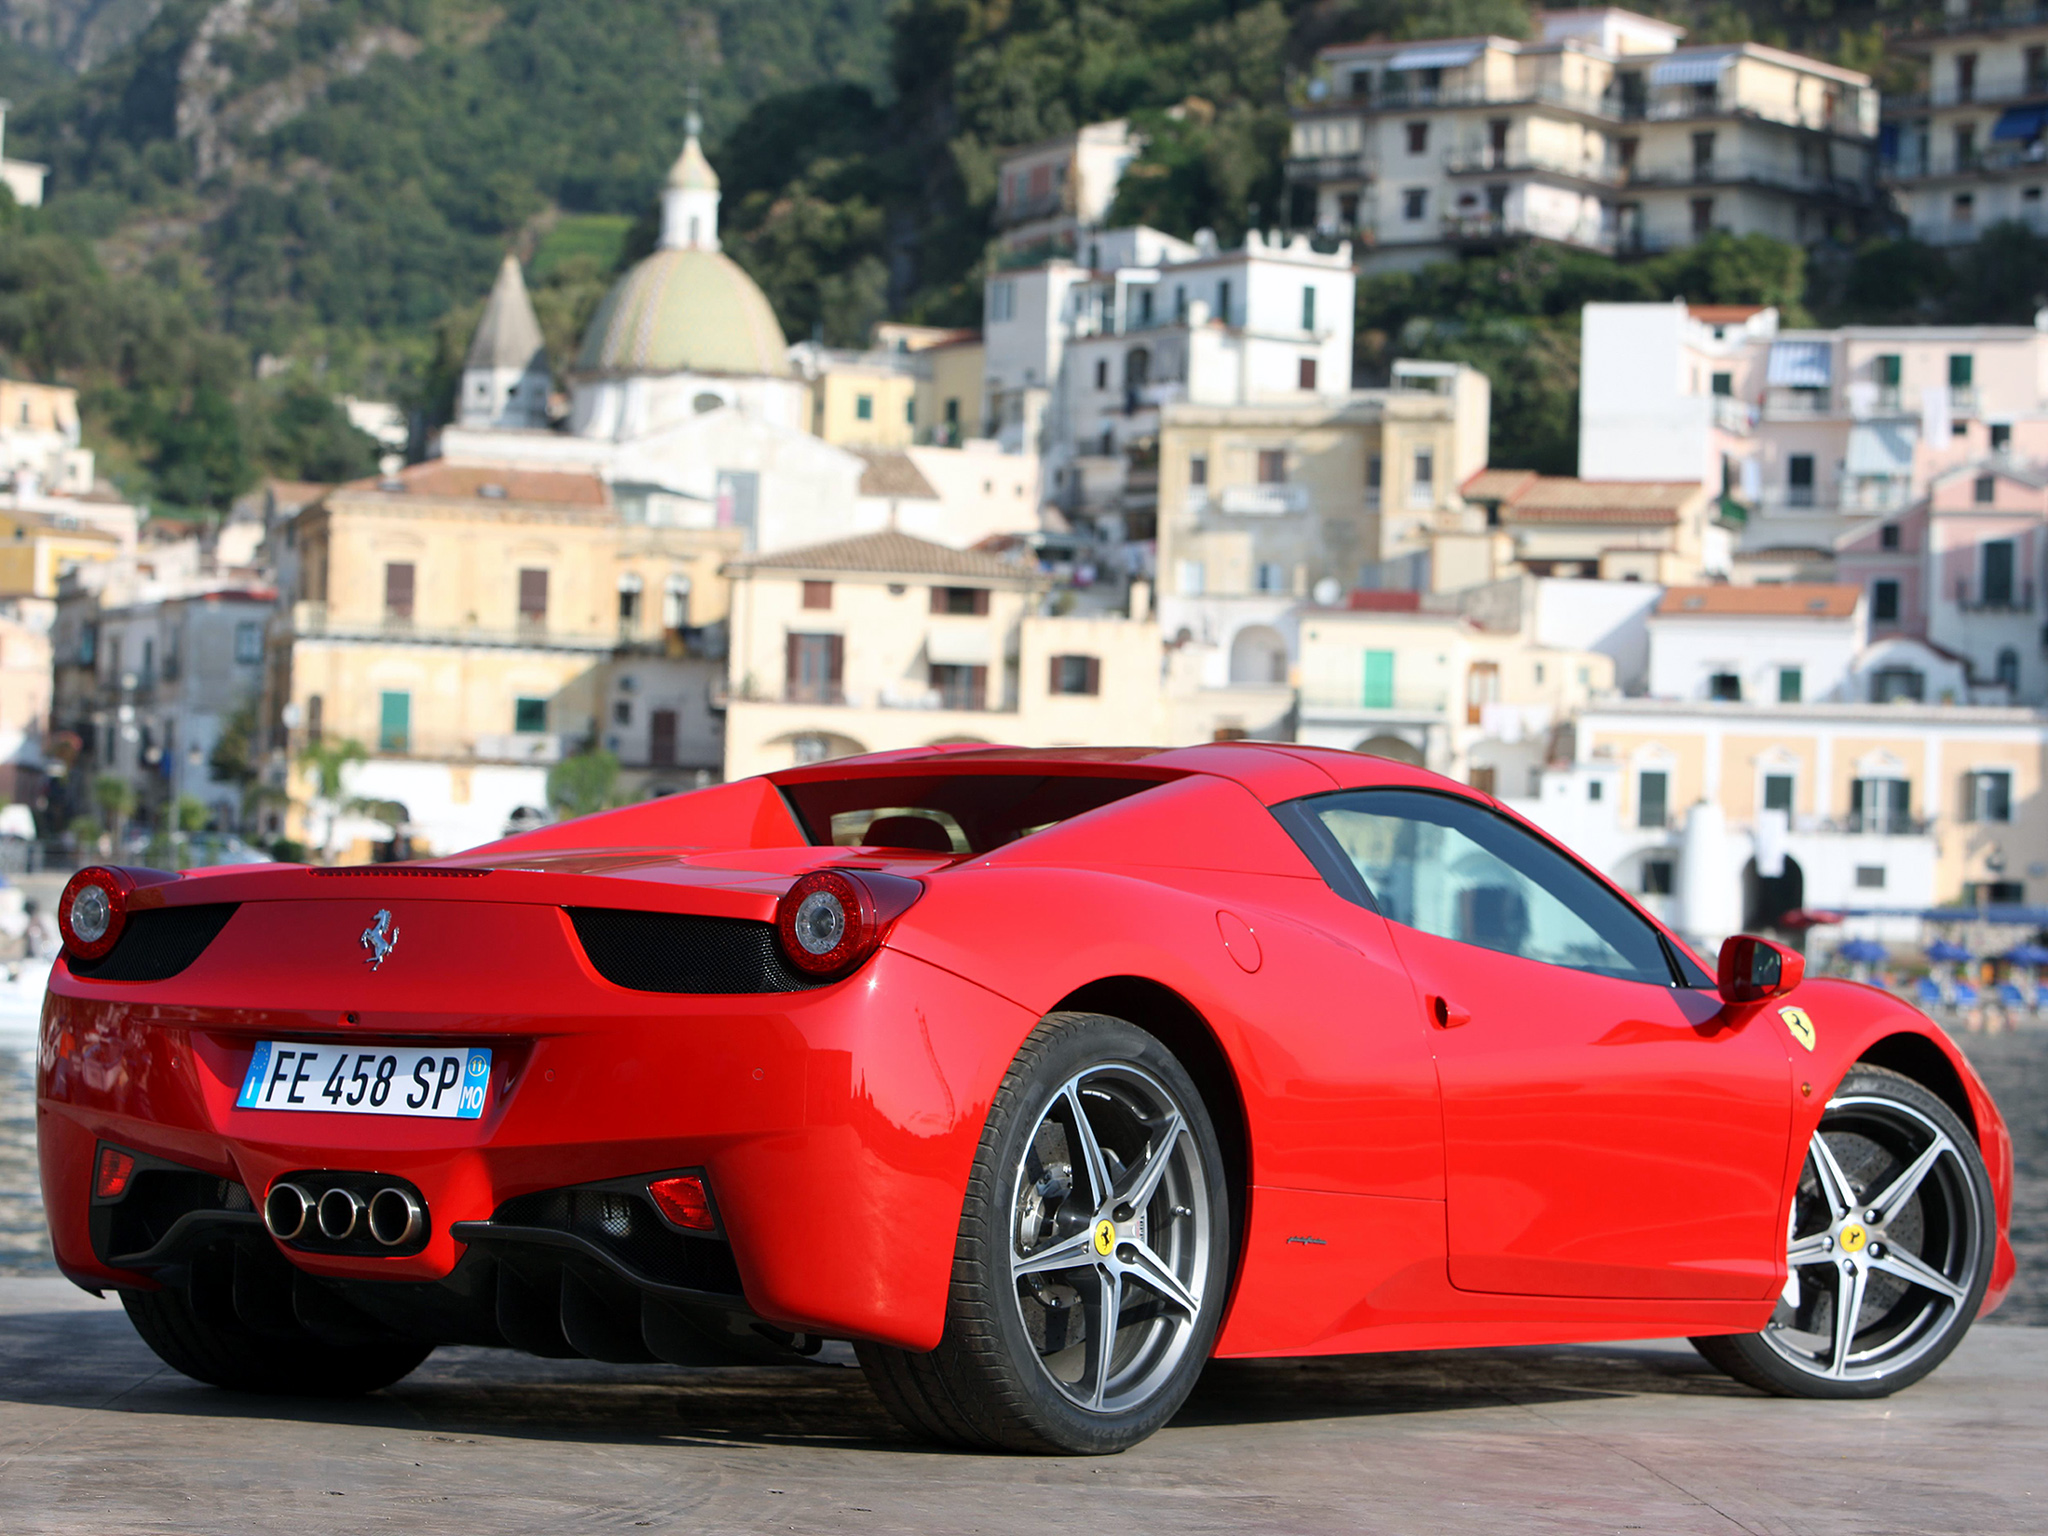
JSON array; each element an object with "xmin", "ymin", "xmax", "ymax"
[
  {"xmin": 733, "ymin": 530, "xmax": 1034, "ymax": 581},
  {"xmin": 1688, "ymin": 304, "xmax": 1767, "ymax": 324},
  {"xmin": 265, "ymin": 479, "xmax": 332, "ymax": 507},
  {"xmin": 1655, "ymin": 584, "xmax": 1862, "ymax": 618},
  {"xmin": 1346, "ymin": 589, "xmax": 1422, "ymax": 612},
  {"xmin": 855, "ymin": 450, "xmax": 940, "ymax": 500},
  {"xmin": 1501, "ymin": 478, "xmax": 1702, "ymax": 526},
  {"xmin": 340, "ymin": 462, "xmax": 610, "ymax": 507},
  {"xmin": 1461, "ymin": 468, "xmax": 1539, "ymax": 501}
]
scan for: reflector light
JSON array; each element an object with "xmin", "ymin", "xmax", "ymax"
[
  {"xmin": 59, "ymin": 867, "xmax": 130, "ymax": 962},
  {"xmin": 647, "ymin": 1174, "xmax": 715, "ymax": 1231},
  {"xmin": 94, "ymin": 1146, "xmax": 136, "ymax": 1201}
]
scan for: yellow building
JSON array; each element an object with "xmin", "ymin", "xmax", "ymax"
[
  {"xmin": 723, "ymin": 529, "xmax": 1179, "ymax": 776},
  {"xmin": 798, "ymin": 349, "xmax": 920, "ymax": 450},
  {"xmin": 0, "ymin": 509, "xmax": 119, "ymax": 597},
  {"xmin": 268, "ymin": 462, "xmax": 741, "ymax": 854},
  {"xmin": 912, "ymin": 334, "xmax": 987, "ymax": 446}
]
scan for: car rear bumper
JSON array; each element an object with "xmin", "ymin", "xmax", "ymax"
[{"xmin": 36, "ymin": 942, "xmax": 1035, "ymax": 1351}]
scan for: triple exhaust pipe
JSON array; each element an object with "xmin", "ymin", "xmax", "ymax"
[{"xmin": 264, "ymin": 1181, "xmax": 426, "ymax": 1248}]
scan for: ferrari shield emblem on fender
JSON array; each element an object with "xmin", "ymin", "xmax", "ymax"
[
  {"xmin": 360, "ymin": 909, "xmax": 400, "ymax": 970},
  {"xmin": 1779, "ymin": 1005, "xmax": 1815, "ymax": 1052}
]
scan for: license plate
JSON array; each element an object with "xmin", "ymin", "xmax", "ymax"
[{"xmin": 236, "ymin": 1041, "xmax": 492, "ymax": 1119}]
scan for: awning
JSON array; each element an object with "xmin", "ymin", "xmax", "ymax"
[
  {"xmin": 1845, "ymin": 421, "xmax": 1917, "ymax": 476},
  {"xmin": 1386, "ymin": 43, "xmax": 1482, "ymax": 72},
  {"xmin": 1649, "ymin": 54, "xmax": 1733, "ymax": 87},
  {"xmin": 1991, "ymin": 104, "xmax": 2048, "ymax": 142},
  {"xmin": 1766, "ymin": 340, "xmax": 1833, "ymax": 387},
  {"xmin": 926, "ymin": 627, "xmax": 993, "ymax": 666}
]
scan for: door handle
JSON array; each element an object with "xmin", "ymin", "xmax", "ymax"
[{"xmin": 1431, "ymin": 995, "xmax": 1471, "ymax": 1029}]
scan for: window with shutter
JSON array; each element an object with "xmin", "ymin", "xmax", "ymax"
[
  {"xmin": 384, "ymin": 562, "xmax": 415, "ymax": 621},
  {"xmin": 518, "ymin": 568, "xmax": 549, "ymax": 626}
]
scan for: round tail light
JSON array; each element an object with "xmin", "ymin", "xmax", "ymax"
[
  {"xmin": 58, "ymin": 867, "xmax": 131, "ymax": 961},
  {"xmin": 773, "ymin": 869, "xmax": 922, "ymax": 979}
]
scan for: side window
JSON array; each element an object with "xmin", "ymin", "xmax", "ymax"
[{"xmin": 1282, "ymin": 789, "xmax": 1682, "ymax": 985}]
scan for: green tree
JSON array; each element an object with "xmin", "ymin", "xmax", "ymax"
[
  {"xmin": 546, "ymin": 749, "xmax": 620, "ymax": 819},
  {"xmin": 298, "ymin": 737, "xmax": 367, "ymax": 859},
  {"xmin": 174, "ymin": 793, "xmax": 210, "ymax": 833},
  {"xmin": 92, "ymin": 774, "xmax": 136, "ymax": 828}
]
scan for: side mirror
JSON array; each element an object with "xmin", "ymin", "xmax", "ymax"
[{"xmin": 1717, "ymin": 933, "xmax": 1805, "ymax": 1004}]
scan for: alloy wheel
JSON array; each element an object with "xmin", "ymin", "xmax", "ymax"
[
  {"xmin": 1763, "ymin": 1093, "xmax": 1985, "ymax": 1383},
  {"xmin": 1007, "ymin": 1063, "xmax": 1213, "ymax": 1415}
]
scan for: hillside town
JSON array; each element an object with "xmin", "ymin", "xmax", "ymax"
[{"xmin": 1, "ymin": 4, "xmax": 2047, "ymax": 987}]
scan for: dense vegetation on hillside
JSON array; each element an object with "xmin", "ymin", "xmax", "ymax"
[{"xmin": 0, "ymin": 0, "xmax": 2041, "ymax": 509}]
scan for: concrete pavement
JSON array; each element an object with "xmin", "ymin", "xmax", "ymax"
[{"xmin": 1, "ymin": 1278, "xmax": 2039, "ymax": 1534}]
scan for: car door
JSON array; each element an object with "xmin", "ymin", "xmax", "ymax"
[{"xmin": 1281, "ymin": 787, "xmax": 1793, "ymax": 1302}]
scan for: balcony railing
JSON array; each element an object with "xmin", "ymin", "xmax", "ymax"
[
  {"xmin": 1839, "ymin": 477, "xmax": 1914, "ymax": 512},
  {"xmin": 1711, "ymin": 395, "xmax": 1754, "ymax": 434},
  {"xmin": 1285, "ymin": 153, "xmax": 1372, "ymax": 182},
  {"xmin": 729, "ymin": 680, "xmax": 1019, "ymax": 714},
  {"xmin": 473, "ymin": 732, "xmax": 566, "ymax": 764},
  {"xmin": 1217, "ymin": 484, "xmax": 1310, "ymax": 515},
  {"xmin": 1955, "ymin": 579, "xmax": 2036, "ymax": 612},
  {"xmin": 1835, "ymin": 813, "xmax": 1935, "ymax": 836},
  {"xmin": 1301, "ymin": 687, "xmax": 1449, "ymax": 715},
  {"xmin": 1443, "ymin": 149, "xmax": 1619, "ymax": 184},
  {"xmin": 289, "ymin": 601, "xmax": 617, "ymax": 652},
  {"xmin": 1764, "ymin": 387, "xmax": 1835, "ymax": 419}
]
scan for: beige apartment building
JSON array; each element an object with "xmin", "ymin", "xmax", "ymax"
[
  {"xmin": 992, "ymin": 120, "xmax": 1139, "ymax": 255},
  {"xmin": 1289, "ymin": 8, "xmax": 1880, "ymax": 269},
  {"xmin": 722, "ymin": 530, "xmax": 1187, "ymax": 776},
  {"xmin": 267, "ymin": 462, "xmax": 739, "ymax": 852},
  {"xmin": 1295, "ymin": 598, "xmax": 1616, "ymax": 793},
  {"xmin": 912, "ymin": 334, "xmax": 988, "ymax": 446},
  {"xmin": 1886, "ymin": 2, "xmax": 2048, "ymax": 244},
  {"xmin": 795, "ymin": 345, "xmax": 920, "ymax": 450},
  {"xmin": 1565, "ymin": 699, "xmax": 2048, "ymax": 920}
]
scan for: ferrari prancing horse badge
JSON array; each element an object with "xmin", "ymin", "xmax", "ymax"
[{"xmin": 1779, "ymin": 1005, "xmax": 1816, "ymax": 1052}]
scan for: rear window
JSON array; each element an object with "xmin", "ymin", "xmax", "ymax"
[{"xmin": 779, "ymin": 774, "xmax": 1165, "ymax": 856}]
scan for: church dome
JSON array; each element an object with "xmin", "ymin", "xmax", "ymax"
[{"xmin": 575, "ymin": 247, "xmax": 792, "ymax": 378}]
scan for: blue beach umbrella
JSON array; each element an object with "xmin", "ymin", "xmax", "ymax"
[
  {"xmin": 1838, "ymin": 939, "xmax": 1887, "ymax": 964},
  {"xmin": 1926, "ymin": 940, "xmax": 1972, "ymax": 964},
  {"xmin": 2004, "ymin": 943, "xmax": 2048, "ymax": 967}
]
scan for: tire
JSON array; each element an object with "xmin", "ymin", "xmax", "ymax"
[
  {"xmin": 857, "ymin": 1012, "xmax": 1232, "ymax": 1454},
  {"xmin": 1692, "ymin": 1064, "xmax": 1996, "ymax": 1399},
  {"xmin": 122, "ymin": 1285, "xmax": 433, "ymax": 1396}
]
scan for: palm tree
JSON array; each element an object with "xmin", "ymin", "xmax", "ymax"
[{"xmin": 298, "ymin": 738, "xmax": 367, "ymax": 861}]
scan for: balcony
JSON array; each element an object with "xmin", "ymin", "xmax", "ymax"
[
  {"xmin": 1285, "ymin": 152, "xmax": 1372, "ymax": 183},
  {"xmin": 1711, "ymin": 395, "xmax": 1755, "ymax": 434},
  {"xmin": 1764, "ymin": 387, "xmax": 1835, "ymax": 420},
  {"xmin": 1839, "ymin": 477, "xmax": 1914, "ymax": 513},
  {"xmin": 288, "ymin": 601, "xmax": 618, "ymax": 653},
  {"xmin": 473, "ymin": 732, "xmax": 566, "ymax": 764},
  {"xmin": 1954, "ymin": 579, "xmax": 2035, "ymax": 612},
  {"xmin": 995, "ymin": 190, "xmax": 1069, "ymax": 228},
  {"xmin": 1443, "ymin": 148, "xmax": 1620, "ymax": 185},
  {"xmin": 1217, "ymin": 484, "xmax": 1310, "ymax": 516},
  {"xmin": 1301, "ymin": 687, "xmax": 1448, "ymax": 716}
]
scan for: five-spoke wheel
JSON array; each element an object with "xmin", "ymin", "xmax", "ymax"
[
  {"xmin": 857, "ymin": 1012, "xmax": 1231, "ymax": 1453},
  {"xmin": 1693, "ymin": 1064, "xmax": 1995, "ymax": 1397}
]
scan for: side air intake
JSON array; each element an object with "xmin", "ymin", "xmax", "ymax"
[
  {"xmin": 67, "ymin": 904, "xmax": 239, "ymax": 982},
  {"xmin": 566, "ymin": 908, "xmax": 826, "ymax": 994}
]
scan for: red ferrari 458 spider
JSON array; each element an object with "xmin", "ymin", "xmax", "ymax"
[{"xmin": 38, "ymin": 744, "xmax": 2013, "ymax": 1453}]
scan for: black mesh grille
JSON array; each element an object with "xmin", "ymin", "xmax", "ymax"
[
  {"xmin": 493, "ymin": 1187, "xmax": 743, "ymax": 1293},
  {"xmin": 566, "ymin": 908, "xmax": 824, "ymax": 994},
  {"xmin": 106, "ymin": 1170, "xmax": 252, "ymax": 1260},
  {"xmin": 71, "ymin": 904, "xmax": 239, "ymax": 981}
]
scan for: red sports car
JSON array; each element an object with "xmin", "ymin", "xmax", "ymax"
[{"xmin": 37, "ymin": 745, "xmax": 2014, "ymax": 1454}]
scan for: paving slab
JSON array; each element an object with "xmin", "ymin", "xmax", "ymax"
[{"xmin": 0, "ymin": 1278, "xmax": 2039, "ymax": 1535}]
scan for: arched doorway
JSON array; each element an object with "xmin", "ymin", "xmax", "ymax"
[
  {"xmin": 1229, "ymin": 625, "xmax": 1288, "ymax": 684},
  {"xmin": 1354, "ymin": 733, "xmax": 1424, "ymax": 766},
  {"xmin": 1743, "ymin": 855, "xmax": 1804, "ymax": 932}
]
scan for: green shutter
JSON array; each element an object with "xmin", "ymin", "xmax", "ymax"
[
  {"xmin": 379, "ymin": 691, "xmax": 410, "ymax": 753},
  {"xmin": 1362, "ymin": 650, "xmax": 1395, "ymax": 708}
]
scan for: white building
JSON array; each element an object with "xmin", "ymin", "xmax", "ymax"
[
  {"xmin": 1884, "ymin": 2, "xmax": 2048, "ymax": 244},
  {"xmin": 993, "ymin": 120, "xmax": 1140, "ymax": 255},
  {"xmin": 984, "ymin": 226, "xmax": 1359, "ymax": 534},
  {"xmin": 1288, "ymin": 9, "xmax": 1881, "ymax": 272},
  {"xmin": 1645, "ymin": 583, "xmax": 1867, "ymax": 704},
  {"xmin": 0, "ymin": 100, "xmax": 46, "ymax": 209},
  {"xmin": 457, "ymin": 255, "xmax": 552, "ymax": 431}
]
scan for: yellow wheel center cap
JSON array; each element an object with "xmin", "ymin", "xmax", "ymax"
[
  {"xmin": 1093, "ymin": 1219, "xmax": 1116, "ymax": 1257},
  {"xmin": 1840, "ymin": 1223, "xmax": 1869, "ymax": 1253}
]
